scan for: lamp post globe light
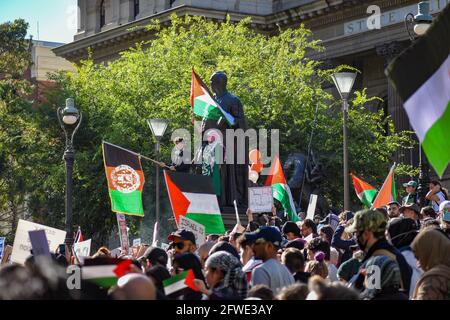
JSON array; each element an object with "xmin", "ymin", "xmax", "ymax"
[
  {"xmin": 57, "ymin": 98, "xmax": 82, "ymax": 246},
  {"xmin": 147, "ymin": 118, "xmax": 169, "ymax": 243},
  {"xmin": 331, "ymin": 72, "xmax": 357, "ymax": 211},
  {"xmin": 405, "ymin": 1, "xmax": 433, "ymax": 41}
]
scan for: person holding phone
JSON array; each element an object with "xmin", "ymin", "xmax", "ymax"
[{"xmin": 426, "ymin": 180, "xmax": 448, "ymax": 213}]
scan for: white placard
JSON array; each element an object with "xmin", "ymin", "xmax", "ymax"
[
  {"xmin": 73, "ymin": 239, "xmax": 92, "ymax": 260},
  {"xmin": 306, "ymin": 194, "xmax": 318, "ymax": 221},
  {"xmin": 179, "ymin": 216, "xmax": 206, "ymax": 247},
  {"xmin": 231, "ymin": 224, "xmax": 246, "ymax": 235},
  {"xmin": 133, "ymin": 238, "xmax": 141, "ymax": 247},
  {"xmin": 248, "ymin": 186, "xmax": 273, "ymax": 213},
  {"xmin": 11, "ymin": 219, "xmax": 66, "ymax": 265}
]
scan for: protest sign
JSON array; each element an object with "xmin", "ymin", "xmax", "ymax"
[
  {"xmin": 116, "ymin": 213, "xmax": 129, "ymax": 253},
  {"xmin": 231, "ymin": 224, "xmax": 246, "ymax": 235},
  {"xmin": 28, "ymin": 230, "xmax": 51, "ymax": 259},
  {"xmin": 132, "ymin": 238, "xmax": 141, "ymax": 247},
  {"xmin": 248, "ymin": 186, "xmax": 273, "ymax": 213},
  {"xmin": 1, "ymin": 245, "xmax": 12, "ymax": 265},
  {"xmin": 11, "ymin": 219, "xmax": 66, "ymax": 265},
  {"xmin": 0, "ymin": 237, "xmax": 5, "ymax": 260},
  {"xmin": 179, "ymin": 215, "xmax": 206, "ymax": 247},
  {"xmin": 110, "ymin": 247, "xmax": 121, "ymax": 258},
  {"xmin": 73, "ymin": 239, "xmax": 92, "ymax": 260},
  {"xmin": 306, "ymin": 194, "xmax": 318, "ymax": 221}
]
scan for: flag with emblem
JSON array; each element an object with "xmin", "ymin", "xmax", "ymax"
[
  {"xmin": 102, "ymin": 141, "xmax": 145, "ymax": 216},
  {"xmin": 351, "ymin": 173, "xmax": 378, "ymax": 208},
  {"xmin": 163, "ymin": 269, "xmax": 197, "ymax": 297},
  {"xmin": 371, "ymin": 164, "xmax": 397, "ymax": 209},
  {"xmin": 264, "ymin": 156, "xmax": 298, "ymax": 222},
  {"xmin": 164, "ymin": 170, "xmax": 225, "ymax": 234},
  {"xmin": 190, "ymin": 69, "xmax": 235, "ymax": 126},
  {"xmin": 386, "ymin": 4, "xmax": 450, "ymax": 178}
]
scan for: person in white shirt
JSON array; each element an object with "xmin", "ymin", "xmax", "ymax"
[{"xmin": 426, "ymin": 180, "xmax": 448, "ymax": 213}]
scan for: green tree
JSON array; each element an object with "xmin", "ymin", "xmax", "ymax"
[{"xmin": 5, "ymin": 15, "xmax": 415, "ymax": 246}]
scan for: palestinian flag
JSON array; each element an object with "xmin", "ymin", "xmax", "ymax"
[
  {"xmin": 82, "ymin": 257, "xmax": 133, "ymax": 288},
  {"xmin": 164, "ymin": 170, "xmax": 225, "ymax": 234},
  {"xmin": 163, "ymin": 269, "xmax": 197, "ymax": 297},
  {"xmin": 190, "ymin": 69, "xmax": 235, "ymax": 126},
  {"xmin": 351, "ymin": 173, "xmax": 378, "ymax": 208},
  {"xmin": 264, "ymin": 156, "xmax": 298, "ymax": 222},
  {"xmin": 371, "ymin": 164, "xmax": 397, "ymax": 209},
  {"xmin": 103, "ymin": 142, "xmax": 145, "ymax": 216},
  {"xmin": 386, "ymin": 4, "xmax": 450, "ymax": 178}
]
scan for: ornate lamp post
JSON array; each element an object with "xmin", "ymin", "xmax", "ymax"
[
  {"xmin": 405, "ymin": 2, "xmax": 433, "ymax": 207},
  {"xmin": 57, "ymin": 98, "xmax": 82, "ymax": 246},
  {"xmin": 147, "ymin": 118, "xmax": 168, "ymax": 242},
  {"xmin": 331, "ymin": 72, "xmax": 357, "ymax": 211}
]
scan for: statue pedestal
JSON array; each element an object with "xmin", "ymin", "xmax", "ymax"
[{"xmin": 220, "ymin": 205, "xmax": 248, "ymax": 232}]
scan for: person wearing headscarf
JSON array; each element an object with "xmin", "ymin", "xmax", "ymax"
[
  {"xmin": 387, "ymin": 217, "xmax": 423, "ymax": 298},
  {"xmin": 360, "ymin": 255, "xmax": 408, "ymax": 300},
  {"xmin": 411, "ymin": 228, "xmax": 450, "ymax": 300},
  {"xmin": 171, "ymin": 253, "xmax": 206, "ymax": 300},
  {"xmin": 194, "ymin": 251, "xmax": 248, "ymax": 300}
]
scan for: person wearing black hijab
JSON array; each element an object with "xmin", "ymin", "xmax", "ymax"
[{"xmin": 171, "ymin": 253, "xmax": 206, "ymax": 300}]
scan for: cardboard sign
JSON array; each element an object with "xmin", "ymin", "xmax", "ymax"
[
  {"xmin": 179, "ymin": 215, "xmax": 206, "ymax": 247},
  {"xmin": 133, "ymin": 238, "xmax": 141, "ymax": 247},
  {"xmin": 116, "ymin": 213, "xmax": 129, "ymax": 253},
  {"xmin": 0, "ymin": 237, "xmax": 5, "ymax": 260},
  {"xmin": 73, "ymin": 239, "xmax": 92, "ymax": 260},
  {"xmin": 231, "ymin": 224, "xmax": 246, "ymax": 235},
  {"xmin": 11, "ymin": 219, "xmax": 66, "ymax": 265},
  {"xmin": 1, "ymin": 245, "xmax": 12, "ymax": 265},
  {"xmin": 28, "ymin": 230, "xmax": 51, "ymax": 258},
  {"xmin": 248, "ymin": 187, "xmax": 273, "ymax": 213},
  {"xmin": 306, "ymin": 194, "xmax": 318, "ymax": 221}
]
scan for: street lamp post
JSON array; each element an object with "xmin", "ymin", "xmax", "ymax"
[
  {"xmin": 147, "ymin": 119, "xmax": 168, "ymax": 243},
  {"xmin": 57, "ymin": 98, "xmax": 82, "ymax": 246},
  {"xmin": 404, "ymin": 2, "xmax": 433, "ymax": 207},
  {"xmin": 331, "ymin": 72, "xmax": 357, "ymax": 211}
]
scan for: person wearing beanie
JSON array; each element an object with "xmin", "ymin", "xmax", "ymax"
[{"xmin": 387, "ymin": 217, "xmax": 423, "ymax": 298}]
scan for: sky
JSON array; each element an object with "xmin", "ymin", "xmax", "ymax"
[{"xmin": 0, "ymin": 0, "xmax": 78, "ymax": 44}]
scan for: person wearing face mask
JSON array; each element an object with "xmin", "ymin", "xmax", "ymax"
[
  {"xmin": 345, "ymin": 209, "xmax": 412, "ymax": 295},
  {"xmin": 157, "ymin": 137, "xmax": 191, "ymax": 172}
]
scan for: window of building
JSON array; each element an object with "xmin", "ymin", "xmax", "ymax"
[
  {"xmin": 100, "ymin": 0, "xmax": 106, "ymax": 28},
  {"xmin": 134, "ymin": 0, "xmax": 140, "ymax": 18}
]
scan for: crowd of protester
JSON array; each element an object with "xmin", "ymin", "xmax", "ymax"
[{"xmin": 1, "ymin": 180, "xmax": 450, "ymax": 300}]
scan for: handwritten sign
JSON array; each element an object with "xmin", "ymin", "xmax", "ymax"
[
  {"xmin": 28, "ymin": 230, "xmax": 51, "ymax": 259},
  {"xmin": 248, "ymin": 186, "xmax": 273, "ymax": 213},
  {"xmin": 11, "ymin": 219, "xmax": 66, "ymax": 265},
  {"xmin": 133, "ymin": 238, "xmax": 141, "ymax": 247},
  {"xmin": 179, "ymin": 216, "xmax": 206, "ymax": 247},
  {"xmin": 73, "ymin": 239, "xmax": 91, "ymax": 260},
  {"xmin": 116, "ymin": 213, "xmax": 129, "ymax": 253},
  {"xmin": 306, "ymin": 194, "xmax": 318, "ymax": 221}
]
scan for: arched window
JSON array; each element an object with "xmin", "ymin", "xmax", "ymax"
[
  {"xmin": 100, "ymin": 0, "xmax": 106, "ymax": 28},
  {"xmin": 134, "ymin": 0, "xmax": 140, "ymax": 18}
]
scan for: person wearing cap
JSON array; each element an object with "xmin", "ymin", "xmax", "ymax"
[
  {"xmin": 167, "ymin": 229, "xmax": 197, "ymax": 255},
  {"xmin": 426, "ymin": 180, "xmax": 448, "ymax": 213},
  {"xmin": 386, "ymin": 201, "xmax": 401, "ymax": 219},
  {"xmin": 139, "ymin": 247, "xmax": 168, "ymax": 272},
  {"xmin": 399, "ymin": 203, "xmax": 421, "ymax": 229},
  {"xmin": 345, "ymin": 209, "xmax": 412, "ymax": 295},
  {"xmin": 245, "ymin": 226, "xmax": 295, "ymax": 292},
  {"xmin": 439, "ymin": 200, "xmax": 450, "ymax": 237},
  {"xmin": 402, "ymin": 181, "xmax": 418, "ymax": 206},
  {"xmin": 387, "ymin": 217, "xmax": 423, "ymax": 298},
  {"xmin": 157, "ymin": 137, "xmax": 191, "ymax": 173}
]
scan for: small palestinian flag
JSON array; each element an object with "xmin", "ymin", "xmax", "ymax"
[
  {"xmin": 163, "ymin": 269, "xmax": 197, "ymax": 297},
  {"xmin": 190, "ymin": 68, "xmax": 235, "ymax": 126},
  {"xmin": 351, "ymin": 173, "xmax": 378, "ymax": 208},
  {"xmin": 164, "ymin": 170, "xmax": 225, "ymax": 234},
  {"xmin": 386, "ymin": 4, "xmax": 450, "ymax": 178},
  {"xmin": 264, "ymin": 156, "xmax": 298, "ymax": 222},
  {"xmin": 371, "ymin": 164, "xmax": 397, "ymax": 209},
  {"xmin": 82, "ymin": 257, "xmax": 133, "ymax": 288},
  {"xmin": 103, "ymin": 142, "xmax": 145, "ymax": 216}
]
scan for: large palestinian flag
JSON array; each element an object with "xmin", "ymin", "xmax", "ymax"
[
  {"xmin": 103, "ymin": 142, "xmax": 145, "ymax": 216},
  {"xmin": 386, "ymin": 4, "xmax": 450, "ymax": 178},
  {"xmin": 371, "ymin": 164, "xmax": 397, "ymax": 209},
  {"xmin": 351, "ymin": 173, "xmax": 378, "ymax": 208},
  {"xmin": 190, "ymin": 69, "xmax": 235, "ymax": 126},
  {"xmin": 264, "ymin": 156, "xmax": 299, "ymax": 222},
  {"xmin": 164, "ymin": 170, "xmax": 225, "ymax": 234}
]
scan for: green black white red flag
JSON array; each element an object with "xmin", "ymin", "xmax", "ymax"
[
  {"xmin": 351, "ymin": 173, "xmax": 378, "ymax": 208},
  {"xmin": 386, "ymin": 4, "xmax": 450, "ymax": 178},
  {"xmin": 103, "ymin": 142, "xmax": 145, "ymax": 216}
]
